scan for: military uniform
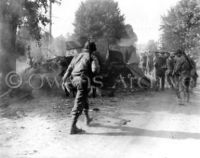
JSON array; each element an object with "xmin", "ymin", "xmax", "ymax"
[
  {"xmin": 63, "ymin": 42, "xmax": 100, "ymax": 134},
  {"xmin": 147, "ymin": 54, "xmax": 154, "ymax": 75},
  {"xmin": 173, "ymin": 51, "xmax": 191, "ymax": 105},
  {"xmin": 154, "ymin": 52, "xmax": 167, "ymax": 90},
  {"xmin": 188, "ymin": 56, "xmax": 198, "ymax": 88},
  {"xmin": 141, "ymin": 54, "xmax": 147, "ymax": 74},
  {"xmin": 166, "ymin": 54, "xmax": 175, "ymax": 88}
]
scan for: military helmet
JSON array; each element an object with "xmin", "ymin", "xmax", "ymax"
[
  {"xmin": 165, "ymin": 52, "xmax": 170, "ymax": 56},
  {"xmin": 175, "ymin": 49, "xmax": 184, "ymax": 55},
  {"xmin": 159, "ymin": 52, "xmax": 166, "ymax": 57},
  {"xmin": 160, "ymin": 51, "xmax": 165, "ymax": 54}
]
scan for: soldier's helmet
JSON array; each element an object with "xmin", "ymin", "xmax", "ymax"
[
  {"xmin": 160, "ymin": 51, "xmax": 165, "ymax": 54},
  {"xmin": 160, "ymin": 51, "xmax": 165, "ymax": 57},
  {"xmin": 84, "ymin": 41, "xmax": 97, "ymax": 53},
  {"xmin": 154, "ymin": 51, "xmax": 160, "ymax": 56},
  {"xmin": 165, "ymin": 52, "xmax": 170, "ymax": 57},
  {"xmin": 175, "ymin": 49, "xmax": 184, "ymax": 55}
]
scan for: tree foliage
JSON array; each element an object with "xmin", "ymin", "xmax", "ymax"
[
  {"xmin": 74, "ymin": 0, "xmax": 127, "ymax": 44},
  {"xmin": 0, "ymin": 0, "xmax": 51, "ymax": 42},
  {"xmin": 0, "ymin": 0, "xmax": 60, "ymax": 91},
  {"xmin": 160, "ymin": 0, "xmax": 200, "ymax": 53}
]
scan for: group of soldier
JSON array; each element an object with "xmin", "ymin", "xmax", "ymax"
[
  {"xmin": 61, "ymin": 36, "xmax": 198, "ymax": 134},
  {"xmin": 141, "ymin": 49, "xmax": 198, "ymax": 105}
]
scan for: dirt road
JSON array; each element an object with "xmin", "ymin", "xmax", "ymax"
[{"xmin": 1, "ymin": 84, "xmax": 200, "ymax": 158}]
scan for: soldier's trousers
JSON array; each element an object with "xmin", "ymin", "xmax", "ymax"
[
  {"xmin": 71, "ymin": 76, "xmax": 89, "ymax": 116},
  {"xmin": 155, "ymin": 75, "xmax": 165, "ymax": 90},
  {"xmin": 174, "ymin": 76, "xmax": 190, "ymax": 103},
  {"xmin": 166, "ymin": 70, "xmax": 174, "ymax": 88},
  {"xmin": 155, "ymin": 69, "xmax": 166, "ymax": 90}
]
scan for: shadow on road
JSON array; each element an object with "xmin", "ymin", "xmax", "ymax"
[{"xmin": 87, "ymin": 123, "xmax": 200, "ymax": 140}]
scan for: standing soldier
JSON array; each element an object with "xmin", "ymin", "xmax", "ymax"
[
  {"xmin": 141, "ymin": 53, "xmax": 148, "ymax": 74},
  {"xmin": 173, "ymin": 49, "xmax": 192, "ymax": 105},
  {"xmin": 62, "ymin": 40, "xmax": 100, "ymax": 134},
  {"xmin": 154, "ymin": 52, "xmax": 167, "ymax": 91},
  {"xmin": 188, "ymin": 54, "xmax": 198, "ymax": 88},
  {"xmin": 166, "ymin": 52, "xmax": 175, "ymax": 89},
  {"xmin": 147, "ymin": 52, "xmax": 154, "ymax": 76}
]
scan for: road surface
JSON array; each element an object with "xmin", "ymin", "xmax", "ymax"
[{"xmin": 0, "ymin": 83, "xmax": 200, "ymax": 158}]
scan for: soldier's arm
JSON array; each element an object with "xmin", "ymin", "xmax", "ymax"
[
  {"xmin": 153, "ymin": 57, "xmax": 158, "ymax": 68},
  {"xmin": 91, "ymin": 55, "xmax": 100, "ymax": 74}
]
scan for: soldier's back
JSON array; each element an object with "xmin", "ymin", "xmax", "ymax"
[
  {"xmin": 155, "ymin": 56, "xmax": 167, "ymax": 76},
  {"xmin": 176, "ymin": 56, "xmax": 191, "ymax": 76},
  {"xmin": 71, "ymin": 52, "xmax": 90, "ymax": 77}
]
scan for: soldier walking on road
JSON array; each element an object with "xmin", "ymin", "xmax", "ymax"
[
  {"xmin": 154, "ymin": 52, "xmax": 168, "ymax": 91},
  {"xmin": 187, "ymin": 54, "xmax": 198, "ymax": 88},
  {"xmin": 62, "ymin": 40, "xmax": 100, "ymax": 134},
  {"xmin": 141, "ymin": 53, "xmax": 148, "ymax": 74},
  {"xmin": 166, "ymin": 52, "xmax": 175, "ymax": 89},
  {"xmin": 173, "ymin": 49, "xmax": 193, "ymax": 105}
]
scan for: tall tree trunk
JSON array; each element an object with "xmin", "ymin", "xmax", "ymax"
[{"xmin": 0, "ymin": 18, "xmax": 17, "ymax": 92}]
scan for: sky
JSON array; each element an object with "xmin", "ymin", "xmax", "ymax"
[{"xmin": 51, "ymin": 0, "xmax": 181, "ymax": 45}]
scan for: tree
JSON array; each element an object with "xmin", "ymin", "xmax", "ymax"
[
  {"xmin": 0, "ymin": 0, "xmax": 59, "ymax": 91},
  {"xmin": 73, "ymin": 0, "xmax": 127, "ymax": 45},
  {"xmin": 160, "ymin": 0, "xmax": 200, "ymax": 53}
]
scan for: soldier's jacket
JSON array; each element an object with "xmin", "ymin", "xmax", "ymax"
[
  {"xmin": 173, "ymin": 55, "xmax": 191, "ymax": 77},
  {"xmin": 154, "ymin": 56, "xmax": 167, "ymax": 76},
  {"xmin": 141, "ymin": 55, "xmax": 147, "ymax": 67},
  {"xmin": 147, "ymin": 54, "xmax": 154, "ymax": 72},
  {"xmin": 154, "ymin": 56, "xmax": 167, "ymax": 69},
  {"xmin": 166, "ymin": 57, "xmax": 175, "ymax": 72},
  {"xmin": 188, "ymin": 56, "xmax": 198, "ymax": 78},
  {"xmin": 63, "ymin": 50, "xmax": 100, "ymax": 80}
]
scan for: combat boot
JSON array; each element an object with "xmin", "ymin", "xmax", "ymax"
[
  {"xmin": 70, "ymin": 115, "xmax": 85, "ymax": 134},
  {"xmin": 84, "ymin": 110, "xmax": 93, "ymax": 126},
  {"xmin": 70, "ymin": 126, "xmax": 85, "ymax": 134}
]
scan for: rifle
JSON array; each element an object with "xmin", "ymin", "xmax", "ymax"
[
  {"xmin": 182, "ymin": 51, "xmax": 194, "ymax": 71},
  {"xmin": 88, "ymin": 40, "xmax": 97, "ymax": 98}
]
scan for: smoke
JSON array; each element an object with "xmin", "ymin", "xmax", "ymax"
[
  {"xmin": 118, "ymin": 38, "xmax": 135, "ymax": 47},
  {"xmin": 118, "ymin": 24, "xmax": 138, "ymax": 47}
]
